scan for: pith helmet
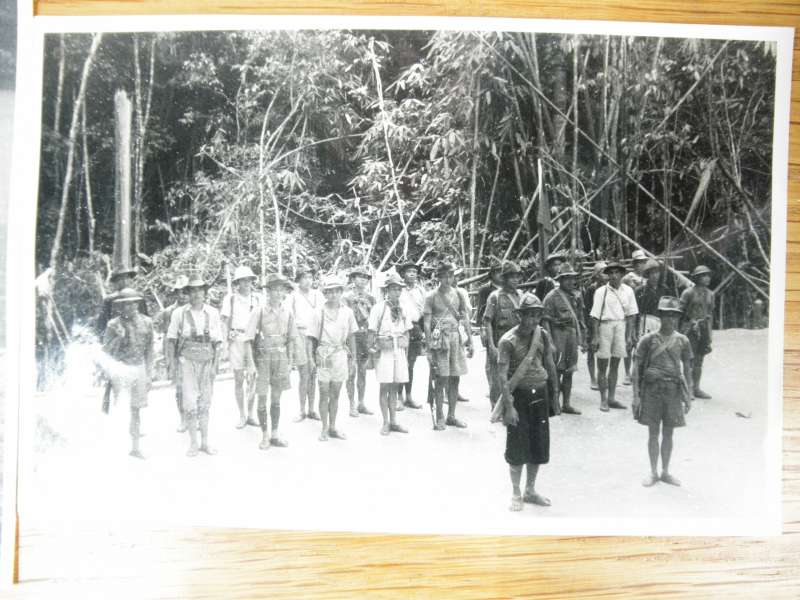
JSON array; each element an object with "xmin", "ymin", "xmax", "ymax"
[
  {"xmin": 112, "ymin": 288, "xmax": 143, "ymax": 305},
  {"xmin": 185, "ymin": 277, "xmax": 209, "ymax": 290},
  {"xmin": 555, "ymin": 263, "xmax": 579, "ymax": 280},
  {"xmin": 642, "ymin": 259, "xmax": 661, "ymax": 274},
  {"xmin": 603, "ymin": 261, "xmax": 627, "ymax": 275},
  {"xmin": 266, "ymin": 273, "xmax": 291, "ymax": 289},
  {"xmin": 321, "ymin": 274, "xmax": 346, "ymax": 291},
  {"xmin": 232, "ymin": 265, "xmax": 257, "ymax": 282},
  {"xmin": 172, "ymin": 275, "xmax": 189, "ymax": 291},
  {"xmin": 657, "ymin": 296, "xmax": 683, "ymax": 314},
  {"xmin": 501, "ymin": 261, "xmax": 522, "ymax": 278},
  {"xmin": 592, "ymin": 261, "xmax": 608, "ymax": 277},
  {"xmin": 348, "ymin": 267, "xmax": 372, "ymax": 280},
  {"xmin": 381, "ymin": 272, "xmax": 406, "ymax": 289},
  {"xmin": 631, "ymin": 249, "xmax": 648, "ymax": 262},
  {"xmin": 691, "ymin": 265, "xmax": 713, "ymax": 278},
  {"xmin": 516, "ymin": 293, "xmax": 544, "ymax": 313}
]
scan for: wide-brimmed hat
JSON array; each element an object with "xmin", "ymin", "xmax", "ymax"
[
  {"xmin": 488, "ymin": 260, "xmax": 504, "ymax": 275},
  {"xmin": 396, "ymin": 261, "xmax": 419, "ymax": 275},
  {"xmin": 691, "ymin": 265, "xmax": 712, "ymax": 278},
  {"xmin": 185, "ymin": 277, "xmax": 209, "ymax": 290},
  {"xmin": 603, "ymin": 262, "xmax": 627, "ymax": 275},
  {"xmin": 592, "ymin": 261, "xmax": 608, "ymax": 277},
  {"xmin": 436, "ymin": 261, "xmax": 456, "ymax": 275},
  {"xmin": 555, "ymin": 263, "xmax": 579, "ymax": 280},
  {"xmin": 172, "ymin": 275, "xmax": 189, "ymax": 291},
  {"xmin": 110, "ymin": 267, "xmax": 137, "ymax": 282},
  {"xmin": 265, "ymin": 273, "xmax": 291, "ymax": 289},
  {"xmin": 657, "ymin": 296, "xmax": 683, "ymax": 314},
  {"xmin": 348, "ymin": 267, "xmax": 372, "ymax": 280},
  {"xmin": 321, "ymin": 274, "xmax": 346, "ymax": 291},
  {"xmin": 516, "ymin": 293, "xmax": 544, "ymax": 312},
  {"xmin": 631, "ymin": 249, "xmax": 648, "ymax": 262},
  {"xmin": 232, "ymin": 265, "xmax": 257, "ymax": 282},
  {"xmin": 642, "ymin": 259, "xmax": 661, "ymax": 274},
  {"xmin": 112, "ymin": 287, "xmax": 143, "ymax": 305},
  {"xmin": 501, "ymin": 261, "xmax": 522, "ymax": 278},
  {"xmin": 295, "ymin": 266, "xmax": 316, "ymax": 282},
  {"xmin": 544, "ymin": 253, "xmax": 564, "ymax": 269},
  {"xmin": 381, "ymin": 272, "xmax": 406, "ymax": 289}
]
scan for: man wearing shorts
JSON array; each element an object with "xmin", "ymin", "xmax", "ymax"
[
  {"xmin": 103, "ymin": 288, "xmax": 154, "ymax": 459},
  {"xmin": 244, "ymin": 273, "xmax": 302, "ymax": 450},
  {"xmin": 542, "ymin": 263, "xmax": 585, "ymax": 415},
  {"xmin": 289, "ymin": 266, "xmax": 325, "ymax": 421},
  {"xmin": 590, "ymin": 262, "xmax": 638, "ymax": 412},
  {"xmin": 397, "ymin": 261, "xmax": 425, "ymax": 410},
  {"xmin": 368, "ymin": 272, "xmax": 412, "ymax": 435},
  {"xmin": 483, "ymin": 261, "xmax": 524, "ymax": 408},
  {"xmin": 167, "ymin": 276, "xmax": 224, "ymax": 457},
  {"xmin": 423, "ymin": 261, "xmax": 474, "ymax": 431},
  {"xmin": 621, "ymin": 249, "xmax": 649, "ymax": 384},
  {"xmin": 221, "ymin": 265, "xmax": 262, "ymax": 429},
  {"xmin": 308, "ymin": 275, "xmax": 358, "ymax": 441},
  {"xmin": 632, "ymin": 296, "xmax": 693, "ymax": 487},
  {"xmin": 343, "ymin": 267, "xmax": 376, "ymax": 417},
  {"xmin": 495, "ymin": 293, "xmax": 558, "ymax": 512}
]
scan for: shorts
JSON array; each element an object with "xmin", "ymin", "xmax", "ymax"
[
  {"xmin": 374, "ymin": 347, "xmax": 409, "ymax": 384},
  {"xmin": 505, "ymin": 386, "xmax": 550, "ymax": 466},
  {"xmin": 551, "ymin": 326, "xmax": 579, "ymax": 373},
  {"xmin": 317, "ymin": 346, "xmax": 349, "ymax": 383},
  {"xmin": 429, "ymin": 328, "xmax": 468, "ymax": 378},
  {"xmin": 597, "ymin": 320, "xmax": 627, "ymax": 359},
  {"xmin": 255, "ymin": 349, "xmax": 291, "ymax": 393},
  {"xmin": 353, "ymin": 331, "xmax": 373, "ymax": 367},
  {"xmin": 111, "ymin": 363, "xmax": 149, "ymax": 409},
  {"xmin": 296, "ymin": 335, "xmax": 316, "ymax": 373},
  {"xmin": 637, "ymin": 379, "xmax": 686, "ymax": 428},
  {"xmin": 228, "ymin": 339, "xmax": 247, "ymax": 370},
  {"xmin": 179, "ymin": 357, "xmax": 214, "ymax": 412}
]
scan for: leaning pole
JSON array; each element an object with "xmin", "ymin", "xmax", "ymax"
[{"xmin": 113, "ymin": 90, "xmax": 133, "ymax": 274}]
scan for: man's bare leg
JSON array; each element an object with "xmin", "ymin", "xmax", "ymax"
[
  {"xmin": 295, "ymin": 363, "xmax": 309, "ymax": 421},
  {"xmin": 434, "ymin": 376, "xmax": 446, "ymax": 430},
  {"xmin": 524, "ymin": 463, "xmax": 550, "ymax": 505},
  {"xmin": 245, "ymin": 373, "xmax": 258, "ymax": 425},
  {"xmin": 307, "ymin": 359, "xmax": 319, "ymax": 419},
  {"xmin": 560, "ymin": 372, "xmax": 580, "ymax": 414},
  {"xmin": 389, "ymin": 384, "xmax": 406, "ymax": 433},
  {"xmin": 329, "ymin": 381, "xmax": 346, "ymax": 439},
  {"xmin": 129, "ymin": 407, "xmax": 144, "ymax": 459},
  {"xmin": 234, "ymin": 370, "xmax": 247, "ymax": 428},
  {"xmin": 257, "ymin": 392, "xmax": 270, "ymax": 449},
  {"xmin": 199, "ymin": 407, "xmax": 216, "ymax": 455},
  {"xmin": 356, "ymin": 360, "xmax": 372, "ymax": 414},
  {"xmin": 587, "ymin": 350, "xmax": 598, "ymax": 390},
  {"xmin": 175, "ymin": 387, "xmax": 186, "ymax": 432},
  {"xmin": 660, "ymin": 425, "xmax": 680, "ymax": 485},
  {"xmin": 509, "ymin": 464, "xmax": 524, "ymax": 511},
  {"xmin": 643, "ymin": 423, "xmax": 660, "ymax": 486},
  {"xmin": 318, "ymin": 383, "xmax": 330, "ymax": 441},
  {"xmin": 270, "ymin": 387, "xmax": 287, "ymax": 447},
  {"xmin": 597, "ymin": 358, "xmax": 609, "ymax": 411},
  {"xmin": 186, "ymin": 409, "xmax": 199, "ymax": 457},
  {"xmin": 623, "ymin": 356, "xmax": 632, "ymax": 385},
  {"xmin": 446, "ymin": 377, "xmax": 466, "ymax": 428},
  {"xmin": 607, "ymin": 357, "xmax": 626, "ymax": 409},
  {"xmin": 379, "ymin": 383, "xmax": 390, "ymax": 435}
]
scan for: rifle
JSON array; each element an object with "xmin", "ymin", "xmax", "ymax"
[{"xmin": 427, "ymin": 357, "xmax": 438, "ymax": 429}]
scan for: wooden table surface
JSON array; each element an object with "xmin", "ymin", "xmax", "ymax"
[{"xmin": 11, "ymin": 1, "xmax": 800, "ymax": 598}]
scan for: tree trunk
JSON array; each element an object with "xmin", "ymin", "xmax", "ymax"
[
  {"xmin": 468, "ymin": 74, "xmax": 481, "ymax": 272},
  {"xmin": 81, "ymin": 101, "xmax": 95, "ymax": 254},
  {"xmin": 49, "ymin": 33, "xmax": 103, "ymax": 272}
]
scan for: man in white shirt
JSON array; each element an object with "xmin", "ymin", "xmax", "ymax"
[
  {"xmin": 397, "ymin": 262, "xmax": 425, "ymax": 409},
  {"xmin": 289, "ymin": 266, "xmax": 326, "ymax": 421},
  {"xmin": 590, "ymin": 262, "xmax": 638, "ymax": 412},
  {"xmin": 220, "ymin": 266, "xmax": 263, "ymax": 429}
]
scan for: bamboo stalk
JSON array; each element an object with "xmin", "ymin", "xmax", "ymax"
[
  {"xmin": 477, "ymin": 153, "xmax": 501, "ymax": 270},
  {"xmin": 503, "ymin": 179, "xmax": 541, "ymax": 261},
  {"xmin": 376, "ymin": 195, "xmax": 426, "ymax": 271},
  {"xmin": 468, "ymin": 74, "xmax": 481, "ymax": 272}
]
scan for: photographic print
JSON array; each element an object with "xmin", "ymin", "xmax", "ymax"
[{"xmin": 12, "ymin": 16, "xmax": 792, "ymax": 537}]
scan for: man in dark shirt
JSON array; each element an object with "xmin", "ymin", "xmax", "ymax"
[
  {"xmin": 635, "ymin": 260, "xmax": 669, "ymax": 338},
  {"xmin": 96, "ymin": 267, "xmax": 148, "ymax": 336},
  {"xmin": 582, "ymin": 261, "xmax": 607, "ymax": 390},
  {"xmin": 679, "ymin": 265, "xmax": 715, "ymax": 399},
  {"xmin": 535, "ymin": 253, "xmax": 564, "ymax": 301}
]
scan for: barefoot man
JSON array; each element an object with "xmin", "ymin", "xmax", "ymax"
[
  {"xmin": 289, "ymin": 266, "xmax": 325, "ymax": 421},
  {"xmin": 397, "ymin": 261, "xmax": 425, "ymax": 410},
  {"xmin": 244, "ymin": 274, "xmax": 302, "ymax": 450},
  {"xmin": 493, "ymin": 293, "xmax": 558, "ymax": 511},
  {"xmin": 680, "ymin": 265, "xmax": 715, "ymax": 399},
  {"xmin": 308, "ymin": 275, "xmax": 358, "ymax": 441},
  {"xmin": 343, "ymin": 267, "xmax": 376, "ymax": 417},
  {"xmin": 102, "ymin": 288, "xmax": 154, "ymax": 459},
  {"xmin": 424, "ymin": 261, "xmax": 474, "ymax": 431},
  {"xmin": 156, "ymin": 275, "xmax": 188, "ymax": 431},
  {"xmin": 632, "ymin": 296, "xmax": 693, "ymax": 487},
  {"xmin": 368, "ymin": 272, "xmax": 412, "ymax": 435},
  {"xmin": 621, "ymin": 249, "xmax": 649, "ymax": 385},
  {"xmin": 167, "ymin": 276, "xmax": 224, "ymax": 457},
  {"xmin": 221, "ymin": 265, "xmax": 262, "ymax": 429}
]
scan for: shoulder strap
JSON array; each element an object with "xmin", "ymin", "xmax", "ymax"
[
  {"xmin": 438, "ymin": 288, "xmax": 464, "ymax": 322},
  {"xmin": 557, "ymin": 289, "xmax": 580, "ymax": 329},
  {"xmin": 508, "ymin": 326, "xmax": 542, "ymax": 390},
  {"xmin": 229, "ymin": 292, "xmax": 235, "ymax": 324}
]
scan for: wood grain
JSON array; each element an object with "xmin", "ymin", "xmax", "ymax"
[{"xmin": 12, "ymin": 1, "xmax": 800, "ymax": 598}]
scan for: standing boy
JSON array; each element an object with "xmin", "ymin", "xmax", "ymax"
[
  {"xmin": 343, "ymin": 267, "xmax": 376, "ymax": 417},
  {"xmin": 397, "ymin": 262, "xmax": 425, "ymax": 410},
  {"xmin": 679, "ymin": 265, "xmax": 715, "ymax": 399},
  {"xmin": 156, "ymin": 275, "xmax": 188, "ymax": 432},
  {"xmin": 290, "ymin": 266, "xmax": 325, "ymax": 421}
]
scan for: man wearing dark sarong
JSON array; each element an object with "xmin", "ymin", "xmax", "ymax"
[
  {"xmin": 542, "ymin": 263, "xmax": 585, "ymax": 415},
  {"xmin": 632, "ymin": 296, "xmax": 693, "ymax": 487},
  {"xmin": 494, "ymin": 293, "xmax": 558, "ymax": 512},
  {"xmin": 679, "ymin": 265, "xmax": 714, "ymax": 399}
]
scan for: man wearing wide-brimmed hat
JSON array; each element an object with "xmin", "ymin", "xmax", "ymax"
[
  {"xmin": 622, "ymin": 249, "xmax": 649, "ymax": 291},
  {"xmin": 166, "ymin": 276, "xmax": 224, "ymax": 457},
  {"xmin": 483, "ymin": 261, "xmax": 524, "ymax": 409},
  {"xmin": 243, "ymin": 273, "xmax": 304, "ymax": 450},
  {"xmin": 493, "ymin": 293, "xmax": 558, "ymax": 512},
  {"xmin": 589, "ymin": 261, "xmax": 639, "ymax": 412},
  {"xmin": 221, "ymin": 265, "xmax": 263, "ymax": 429},
  {"xmin": 542, "ymin": 263, "xmax": 586, "ymax": 415},
  {"xmin": 95, "ymin": 266, "xmax": 149, "ymax": 336},
  {"xmin": 102, "ymin": 288, "xmax": 155, "ymax": 459},
  {"xmin": 343, "ymin": 266, "xmax": 377, "ymax": 417},
  {"xmin": 535, "ymin": 252, "xmax": 564, "ymax": 301},
  {"xmin": 156, "ymin": 275, "xmax": 189, "ymax": 432},
  {"xmin": 307, "ymin": 274, "xmax": 358, "ymax": 441},
  {"xmin": 582, "ymin": 261, "xmax": 608, "ymax": 391},
  {"xmin": 635, "ymin": 259, "xmax": 669, "ymax": 339},
  {"xmin": 289, "ymin": 265, "xmax": 326, "ymax": 421},
  {"xmin": 679, "ymin": 265, "xmax": 715, "ymax": 399},
  {"xmin": 367, "ymin": 272, "xmax": 413, "ymax": 436},
  {"xmin": 423, "ymin": 261, "xmax": 474, "ymax": 430},
  {"xmin": 632, "ymin": 296, "xmax": 693, "ymax": 488},
  {"xmin": 397, "ymin": 261, "xmax": 426, "ymax": 410}
]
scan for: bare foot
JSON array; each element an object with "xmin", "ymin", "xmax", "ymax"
[
  {"xmin": 307, "ymin": 411, "xmax": 320, "ymax": 421},
  {"xmin": 523, "ymin": 492, "xmax": 551, "ymax": 506},
  {"xmin": 177, "ymin": 421, "xmax": 187, "ymax": 433},
  {"xmin": 187, "ymin": 444, "xmax": 199, "ymax": 457},
  {"xmin": 357, "ymin": 404, "xmax": 373, "ymax": 415},
  {"xmin": 329, "ymin": 429, "xmax": 347, "ymax": 440},
  {"xmin": 642, "ymin": 473, "xmax": 660, "ymax": 487},
  {"xmin": 236, "ymin": 416, "xmax": 247, "ymax": 429},
  {"xmin": 293, "ymin": 412, "xmax": 306, "ymax": 423},
  {"xmin": 380, "ymin": 423, "xmax": 390, "ymax": 436},
  {"xmin": 246, "ymin": 417, "xmax": 260, "ymax": 427},
  {"xmin": 660, "ymin": 472, "xmax": 681, "ymax": 486},
  {"xmin": 129, "ymin": 449, "xmax": 145, "ymax": 460},
  {"xmin": 319, "ymin": 431, "xmax": 329, "ymax": 442},
  {"xmin": 510, "ymin": 494, "xmax": 524, "ymax": 512},
  {"xmin": 200, "ymin": 445, "xmax": 217, "ymax": 456},
  {"xmin": 390, "ymin": 423, "xmax": 408, "ymax": 433},
  {"xmin": 259, "ymin": 438, "xmax": 270, "ymax": 450}
]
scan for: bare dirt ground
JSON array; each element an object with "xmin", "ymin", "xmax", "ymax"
[{"xmin": 26, "ymin": 328, "xmax": 769, "ymax": 537}]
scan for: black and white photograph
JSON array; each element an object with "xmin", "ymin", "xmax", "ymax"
[{"xmin": 12, "ymin": 16, "xmax": 791, "ymax": 537}]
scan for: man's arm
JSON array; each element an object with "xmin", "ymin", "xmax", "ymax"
[{"xmin": 496, "ymin": 340, "xmax": 518, "ymax": 426}]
